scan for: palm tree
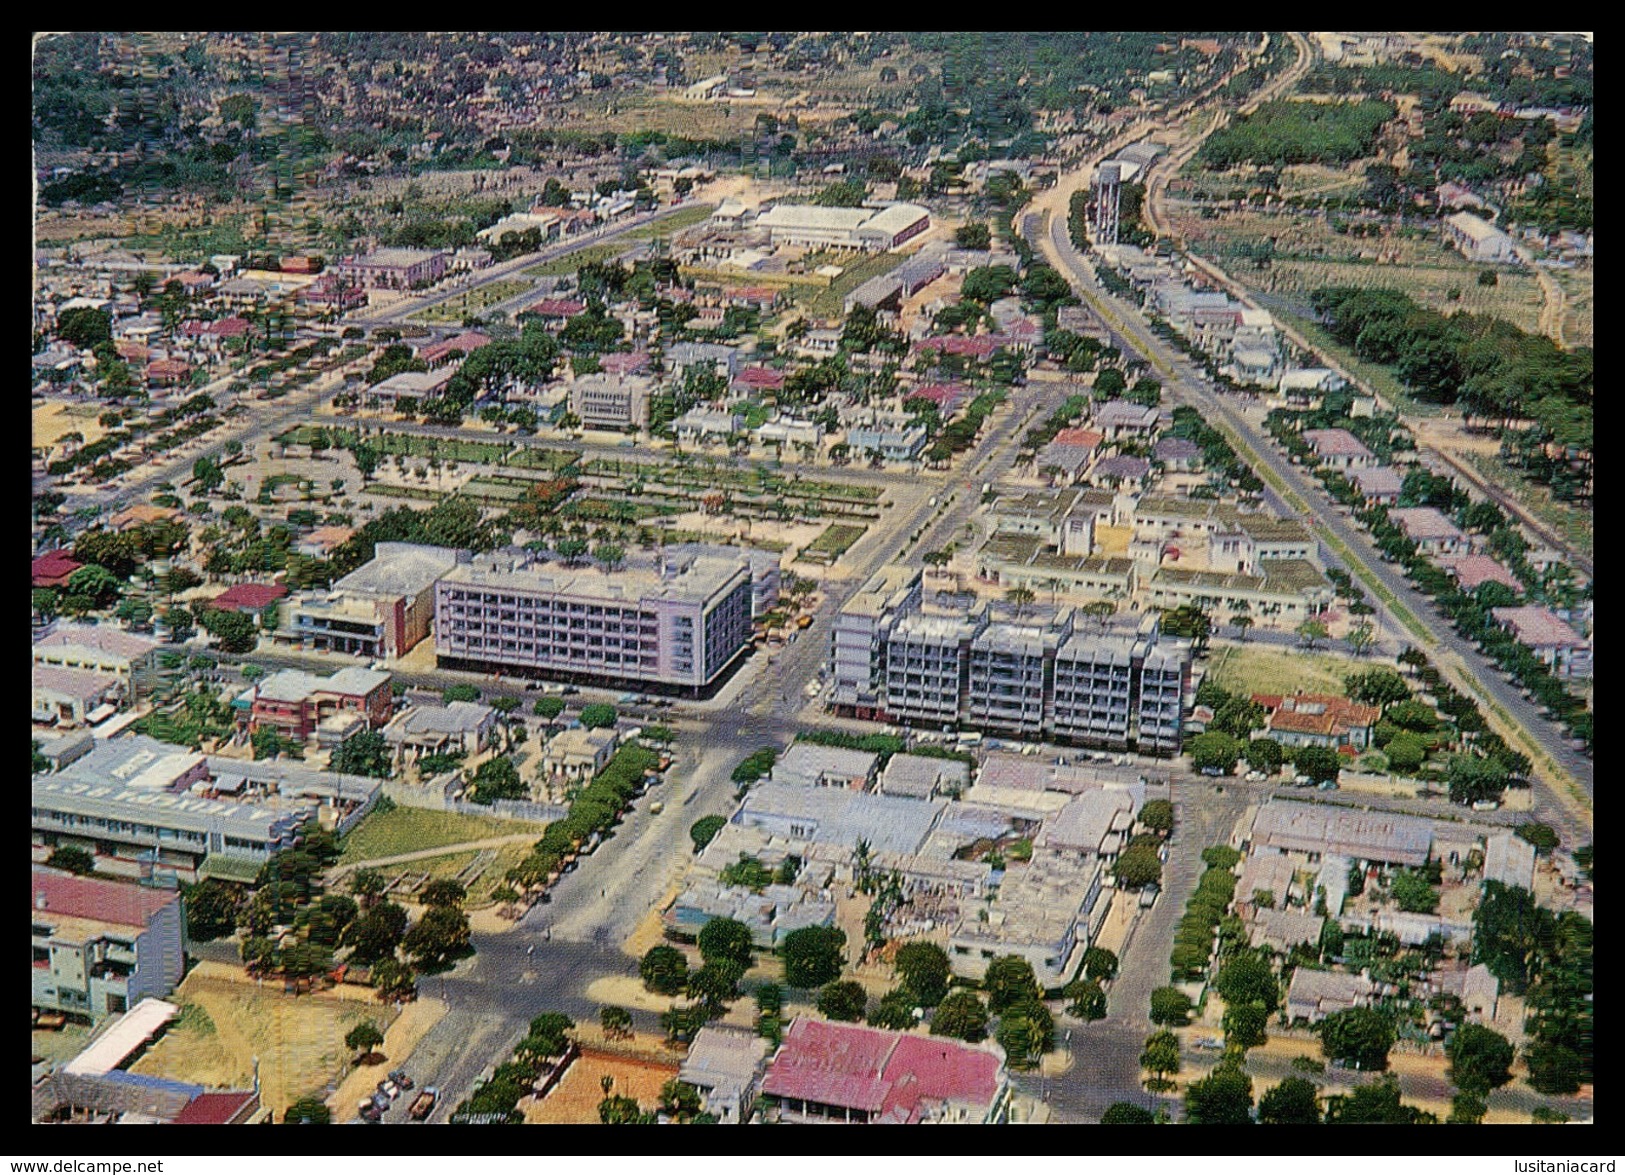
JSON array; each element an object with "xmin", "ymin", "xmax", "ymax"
[
  {"xmin": 1230, "ymin": 612, "xmax": 1254, "ymax": 642},
  {"xmin": 1006, "ymin": 586, "xmax": 1036, "ymax": 618},
  {"xmin": 1295, "ymin": 618, "xmax": 1329, "ymax": 650}
]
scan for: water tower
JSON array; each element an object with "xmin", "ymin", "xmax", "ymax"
[{"xmin": 1092, "ymin": 162, "xmax": 1122, "ymax": 247}]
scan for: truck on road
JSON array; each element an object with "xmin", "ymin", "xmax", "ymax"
[{"xmin": 409, "ymin": 1088, "xmax": 438, "ymax": 1121}]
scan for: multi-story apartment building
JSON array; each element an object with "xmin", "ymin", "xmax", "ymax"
[
  {"xmin": 829, "ymin": 574, "xmax": 1190, "ymax": 754},
  {"xmin": 829, "ymin": 564, "xmax": 923, "ymax": 720},
  {"xmin": 31, "ymin": 867, "xmax": 185, "ymax": 1021},
  {"xmin": 884, "ymin": 612, "xmax": 986, "ymax": 726},
  {"xmin": 434, "ymin": 548, "xmax": 753, "ymax": 694},
  {"xmin": 239, "ymin": 667, "xmax": 393, "ymax": 743},
  {"xmin": 281, "ymin": 542, "xmax": 463, "ymax": 659},
  {"xmin": 965, "ymin": 617, "xmax": 1070, "ymax": 736}
]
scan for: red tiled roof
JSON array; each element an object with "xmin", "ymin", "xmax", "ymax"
[
  {"xmin": 1051, "ymin": 428, "xmax": 1103, "ymax": 449},
  {"xmin": 32, "ymin": 866, "xmax": 179, "ymax": 929},
  {"xmin": 205, "ymin": 317, "xmax": 251, "ymax": 337},
  {"xmin": 905, "ymin": 383, "xmax": 967, "ymax": 408},
  {"xmin": 419, "ymin": 331, "xmax": 492, "ymax": 363},
  {"xmin": 761, "ymin": 1018, "xmax": 1002, "ymax": 1123},
  {"xmin": 33, "ymin": 549, "xmax": 83, "ymax": 588},
  {"xmin": 209, "ymin": 583, "xmax": 288, "ymax": 612},
  {"xmin": 735, "ymin": 366, "xmax": 785, "ymax": 389},
  {"xmin": 1438, "ymin": 555, "xmax": 1521, "ymax": 592},
  {"xmin": 599, "ymin": 351, "xmax": 650, "ymax": 375},
  {"xmin": 172, "ymin": 1092, "xmax": 257, "ymax": 1124},
  {"xmin": 914, "ymin": 335, "xmax": 998, "ymax": 357},
  {"xmin": 526, "ymin": 298, "xmax": 585, "ymax": 318}
]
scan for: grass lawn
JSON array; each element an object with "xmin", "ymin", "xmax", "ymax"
[
  {"xmin": 339, "ymin": 803, "xmax": 544, "ymax": 865},
  {"xmin": 1205, "ymin": 642, "xmax": 1366, "ymax": 698},
  {"xmin": 503, "ymin": 446, "xmax": 581, "ymax": 472},
  {"xmin": 800, "ymin": 252, "xmax": 903, "ymax": 318},
  {"xmin": 461, "ymin": 477, "xmax": 533, "ymax": 503},
  {"xmin": 803, "ymin": 522, "xmax": 867, "ymax": 559},
  {"xmin": 407, "ymin": 279, "xmax": 534, "ymax": 325},
  {"xmin": 362, "ymin": 484, "xmax": 445, "ymax": 501},
  {"xmin": 524, "ymin": 243, "xmax": 623, "ymax": 279},
  {"xmin": 1463, "ymin": 452, "xmax": 1593, "ymax": 558}
]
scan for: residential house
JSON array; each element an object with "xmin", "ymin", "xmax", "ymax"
[
  {"xmin": 1389, "ymin": 507, "xmax": 1469, "ymax": 556},
  {"xmin": 876, "ymin": 753, "xmax": 971, "ymax": 800},
  {"xmin": 33, "ymin": 666, "xmax": 124, "ymax": 729},
  {"xmin": 32, "ymin": 550, "xmax": 83, "ymax": 590},
  {"xmin": 540, "ymin": 727, "xmax": 620, "ymax": 782},
  {"xmin": 205, "ymin": 582, "xmax": 288, "ymax": 623},
  {"xmin": 33, "ymin": 625, "xmax": 160, "ymax": 694},
  {"xmin": 381, "ymin": 702, "xmax": 497, "ymax": 764},
  {"xmin": 679, "ymin": 1027, "xmax": 770, "ymax": 1124},
  {"xmin": 1303, "ymin": 428, "xmax": 1378, "ymax": 470},
  {"xmin": 1091, "ymin": 400, "xmax": 1160, "ymax": 440},
  {"xmin": 1489, "ymin": 605, "xmax": 1591, "ymax": 678},
  {"xmin": 239, "ymin": 667, "xmax": 393, "ymax": 743},
  {"xmin": 770, "ymin": 743, "xmax": 880, "ymax": 791},
  {"xmin": 760, "ymin": 1017, "xmax": 1009, "ymax": 1124},
  {"xmin": 31, "ymin": 867, "xmax": 185, "ymax": 1021},
  {"xmin": 1348, "ymin": 465, "xmax": 1404, "ymax": 506},
  {"xmin": 1253, "ymin": 691, "xmax": 1380, "ymax": 750},
  {"xmin": 1443, "ymin": 212, "xmax": 1520, "ymax": 264},
  {"xmin": 1285, "ymin": 968, "xmax": 1376, "ymax": 1024},
  {"xmin": 1435, "ymin": 554, "xmax": 1522, "ymax": 593}
]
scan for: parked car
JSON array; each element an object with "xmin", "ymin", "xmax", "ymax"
[{"xmin": 389, "ymin": 1070, "xmax": 413, "ymax": 1090}]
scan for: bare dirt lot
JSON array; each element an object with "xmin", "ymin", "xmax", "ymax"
[
  {"xmin": 521, "ymin": 1041, "xmax": 680, "ymax": 1123},
  {"xmin": 130, "ymin": 960, "xmax": 396, "ymax": 1117}
]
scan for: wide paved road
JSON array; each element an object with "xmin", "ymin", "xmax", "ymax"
[
  {"xmin": 1023, "ymin": 134, "xmax": 1592, "ymax": 837},
  {"xmin": 392, "ymin": 385, "xmax": 1045, "ymax": 1117}
]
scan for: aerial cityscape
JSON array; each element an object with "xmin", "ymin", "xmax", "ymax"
[{"xmin": 30, "ymin": 31, "xmax": 1592, "ymax": 1129}]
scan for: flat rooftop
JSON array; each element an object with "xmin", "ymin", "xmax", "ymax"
[{"xmin": 441, "ymin": 549, "xmax": 749, "ymax": 605}]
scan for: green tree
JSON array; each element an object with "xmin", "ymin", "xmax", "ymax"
[
  {"xmin": 1113, "ymin": 841, "xmax": 1163, "ymax": 889},
  {"xmin": 330, "ymin": 730, "xmax": 392, "ymax": 778},
  {"xmin": 689, "ymin": 815, "xmax": 726, "ymax": 853},
  {"xmin": 1137, "ymin": 801, "xmax": 1174, "ymax": 836},
  {"xmin": 697, "ymin": 917, "xmax": 755, "ymax": 970},
  {"xmin": 469, "ymin": 755, "xmax": 526, "ymax": 804},
  {"xmin": 817, "ymin": 980, "xmax": 869, "ymax": 1022},
  {"xmin": 348, "ymin": 868, "xmax": 386, "ymax": 904},
  {"xmin": 1140, "ymin": 1030, "xmax": 1182, "ymax": 1084},
  {"xmin": 1324, "ymin": 1074, "xmax": 1434, "ymax": 1124},
  {"xmin": 1390, "ymin": 869, "xmax": 1440, "ymax": 914},
  {"xmin": 600, "ymin": 1005, "xmax": 633, "ymax": 1039},
  {"xmin": 419, "ymin": 878, "xmax": 466, "ymax": 909},
  {"xmin": 1224, "ymin": 1001, "xmax": 1270, "ymax": 1051},
  {"xmin": 1257, "ymin": 1076, "xmax": 1321, "ymax": 1124},
  {"xmin": 1083, "ymin": 946, "xmax": 1120, "ymax": 982},
  {"xmin": 46, "ymin": 845, "xmax": 96, "ymax": 875},
  {"xmin": 1065, "ymin": 978, "xmax": 1107, "ymax": 1021},
  {"xmin": 1293, "ymin": 745, "xmax": 1342, "ymax": 786},
  {"xmin": 343, "ymin": 902, "xmax": 409, "ymax": 964},
  {"xmin": 639, "ymin": 945, "xmax": 689, "ymax": 995},
  {"xmin": 1515, "ymin": 823, "xmax": 1560, "ymax": 854},
  {"xmin": 1472, "ymin": 882, "xmax": 1553, "ymax": 995},
  {"xmin": 532, "ymin": 696, "xmax": 566, "ymax": 720},
  {"xmin": 866, "ymin": 987, "xmax": 919, "ymax": 1030},
  {"xmin": 521, "ymin": 1012, "xmax": 576, "ymax": 1060},
  {"xmin": 983, "ymin": 955, "xmax": 1041, "ymax": 1014},
  {"xmin": 1149, "ymin": 986, "xmax": 1194, "ymax": 1027},
  {"xmin": 182, "ymin": 878, "xmax": 242, "ymax": 941},
  {"xmin": 997, "ymin": 1000, "xmax": 1055, "ymax": 1069},
  {"xmin": 954, "ymin": 222, "xmax": 992, "ymax": 249},
  {"xmin": 1100, "ymin": 1102, "xmax": 1157, "ymax": 1124},
  {"xmin": 1244, "ymin": 738, "xmax": 1284, "ymax": 776},
  {"xmin": 597, "ymin": 1094, "xmax": 644, "ymax": 1124},
  {"xmin": 1318, "ymin": 1006, "xmax": 1395, "ymax": 1071},
  {"xmin": 284, "ymin": 1095, "xmax": 331, "ymax": 1124},
  {"xmin": 781, "ymin": 925, "xmax": 846, "ymax": 988},
  {"xmin": 200, "ymin": 607, "xmax": 258, "ymax": 654},
  {"xmin": 371, "ymin": 957, "xmax": 417, "ymax": 1003},
  {"xmin": 1345, "ymin": 669, "xmax": 1410, "ymax": 707},
  {"xmin": 1222, "ymin": 949, "xmax": 1280, "ymax": 1014},
  {"xmin": 894, "ymin": 941, "xmax": 951, "ymax": 1006},
  {"xmin": 402, "ymin": 904, "xmax": 472, "ymax": 971},
  {"xmin": 1295, "ymin": 618, "xmax": 1330, "ymax": 649},
  {"xmin": 1185, "ymin": 1060, "xmax": 1254, "ymax": 1124},
  {"xmin": 931, "ymin": 991, "xmax": 989, "ymax": 1042},
  {"xmin": 658, "ymin": 1078, "xmax": 704, "ymax": 1122},
  {"xmin": 578, "ymin": 703, "xmax": 618, "ymax": 729},
  {"xmin": 1447, "ymin": 1023, "xmax": 1515, "ymax": 1096},
  {"xmin": 442, "ymin": 684, "xmax": 481, "ymax": 704},
  {"xmin": 345, "ymin": 1020, "xmax": 385, "ymax": 1058},
  {"xmin": 1189, "ymin": 731, "xmax": 1242, "ymax": 775}
]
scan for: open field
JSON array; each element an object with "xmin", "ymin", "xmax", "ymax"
[
  {"xmin": 33, "ymin": 401, "xmax": 111, "ymax": 450},
  {"xmin": 519, "ymin": 208, "xmax": 715, "ymax": 279},
  {"xmin": 1171, "ymin": 204, "xmax": 1571, "ymax": 339},
  {"xmin": 31, "ymin": 1021, "xmax": 94, "ymax": 1066},
  {"xmin": 1257, "ymin": 303, "xmax": 1441, "ymax": 419},
  {"xmin": 1552, "ymin": 267, "xmax": 1593, "ymax": 349},
  {"xmin": 406, "ymin": 279, "xmax": 533, "ymax": 325},
  {"xmin": 339, "ymin": 804, "xmax": 544, "ymax": 866},
  {"xmin": 522, "ymin": 1043, "xmax": 680, "ymax": 1124},
  {"xmin": 1205, "ymin": 642, "xmax": 1365, "ymax": 698},
  {"xmin": 130, "ymin": 963, "xmax": 392, "ymax": 1118}
]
